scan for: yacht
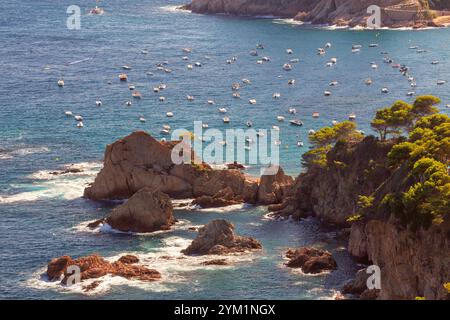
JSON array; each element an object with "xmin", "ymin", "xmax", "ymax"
[{"xmin": 289, "ymin": 119, "xmax": 303, "ymax": 126}]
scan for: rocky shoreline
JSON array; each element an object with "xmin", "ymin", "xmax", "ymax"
[{"xmin": 180, "ymin": 0, "xmax": 450, "ymax": 29}]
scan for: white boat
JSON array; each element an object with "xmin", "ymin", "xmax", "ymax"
[
  {"xmin": 317, "ymin": 48, "xmax": 325, "ymax": 55},
  {"xmin": 273, "ymin": 92, "xmax": 281, "ymax": 99},
  {"xmin": 250, "ymin": 50, "xmax": 258, "ymax": 57},
  {"xmin": 381, "ymin": 88, "xmax": 389, "ymax": 93},
  {"xmin": 162, "ymin": 124, "xmax": 171, "ymax": 130},
  {"xmin": 64, "ymin": 111, "xmax": 73, "ymax": 116},
  {"xmin": 159, "ymin": 96, "xmax": 165, "ymax": 102},
  {"xmin": 95, "ymin": 100, "xmax": 102, "ymax": 107},
  {"xmin": 246, "ymin": 121, "xmax": 253, "ymax": 127},
  {"xmin": 288, "ymin": 79, "xmax": 295, "ymax": 85},
  {"xmin": 223, "ymin": 116, "xmax": 230, "ymax": 123},
  {"xmin": 139, "ymin": 116, "xmax": 146, "ymax": 123},
  {"xmin": 128, "ymin": 84, "xmax": 135, "ymax": 90},
  {"xmin": 76, "ymin": 122, "xmax": 84, "ymax": 128},
  {"xmin": 182, "ymin": 48, "xmax": 192, "ymax": 53},
  {"xmin": 349, "ymin": 113, "xmax": 357, "ymax": 121},
  {"xmin": 194, "ymin": 62, "xmax": 202, "ymax": 67},
  {"xmin": 256, "ymin": 130, "xmax": 265, "ymax": 137},
  {"xmin": 122, "ymin": 65, "xmax": 132, "ymax": 70},
  {"xmin": 411, "ymin": 82, "xmax": 417, "ymax": 87},
  {"xmin": 159, "ymin": 83, "xmax": 167, "ymax": 90},
  {"xmin": 89, "ymin": 6, "xmax": 104, "ymax": 15},
  {"xmin": 186, "ymin": 95, "xmax": 195, "ymax": 101},
  {"xmin": 125, "ymin": 101, "xmax": 132, "ymax": 106},
  {"xmin": 132, "ymin": 91, "xmax": 142, "ymax": 99},
  {"xmin": 257, "ymin": 60, "xmax": 263, "ymax": 65},
  {"xmin": 74, "ymin": 115, "xmax": 83, "ymax": 121},
  {"xmin": 218, "ymin": 108, "xmax": 227, "ymax": 113},
  {"xmin": 369, "ymin": 43, "xmax": 379, "ymax": 48},
  {"xmin": 57, "ymin": 79, "xmax": 64, "ymax": 87},
  {"xmin": 365, "ymin": 78, "xmax": 373, "ymax": 85},
  {"xmin": 312, "ymin": 112, "xmax": 320, "ymax": 118},
  {"xmin": 326, "ymin": 62, "xmax": 333, "ymax": 67},
  {"xmin": 166, "ymin": 112, "xmax": 174, "ymax": 117},
  {"xmin": 283, "ymin": 63, "xmax": 292, "ymax": 71},
  {"xmin": 431, "ymin": 61, "xmax": 439, "ymax": 65},
  {"xmin": 286, "ymin": 48, "xmax": 293, "ymax": 54},
  {"xmin": 207, "ymin": 100, "xmax": 215, "ymax": 105},
  {"xmin": 325, "ymin": 42, "xmax": 332, "ymax": 48},
  {"xmin": 332, "ymin": 120, "xmax": 339, "ymax": 126},
  {"xmin": 141, "ymin": 50, "xmax": 149, "ymax": 54},
  {"xmin": 329, "ymin": 81, "xmax": 338, "ymax": 86},
  {"xmin": 288, "ymin": 107, "xmax": 297, "ymax": 114},
  {"xmin": 187, "ymin": 64, "xmax": 193, "ymax": 70},
  {"xmin": 118, "ymin": 73, "xmax": 128, "ymax": 81},
  {"xmin": 202, "ymin": 123, "xmax": 209, "ymax": 129},
  {"xmin": 308, "ymin": 129, "xmax": 316, "ymax": 135},
  {"xmin": 407, "ymin": 91, "xmax": 415, "ymax": 97},
  {"xmin": 262, "ymin": 56, "xmax": 271, "ymax": 62},
  {"xmin": 232, "ymin": 92, "xmax": 241, "ymax": 98},
  {"xmin": 276, "ymin": 116, "xmax": 285, "ymax": 122},
  {"xmin": 352, "ymin": 44, "xmax": 362, "ymax": 49},
  {"xmin": 437, "ymin": 80, "xmax": 446, "ymax": 85},
  {"xmin": 352, "ymin": 48, "xmax": 360, "ymax": 53},
  {"xmin": 324, "ymin": 90, "xmax": 331, "ymax": 96},
  {"xmin": 256, "ymin": 43, "xmax": 264, "ymax": 49},
  {"xmin": 182, "ymin": 56, "xmax": 189, "ymax": 61},
  {"xmin": 232, "ymin": 83, "xmax": 240, "ymax": 91},
  {"xmin": 272, "ymin": 125, "xmax": 280, "ymax": 131},
  {"xmin": 242, "ymin": 78, "xmax": 251, "ymax": 84},
  {"xmin": 297, "ymin": 141, "xmax": 304, "ymax": 147},
  {"xmin": 371, "ymin": 63, "xmax": 378, "ymax": 69},
  {"xmin": 153, "ymin": 87, "xmax": 160, "ymax": 93},
  {"xmin": 160, "ymin": 129, "xmax": 170, "ymax": 135},
  {"xmin": 290, "ymin": 58, "xmax": 299, "ymax": 63},
  {"xmin": 226, "ymin": 59, "xmax": 232, "ymax": 64},
  {"xmin": 290, "ymin": 119, "xmax": 303, "ymax": 126},
  {"xmin": 330, "ymin": 57, "xmax": 337, "ymax": 64},
  {"xmin": 249, "ymin": 99, "xmax": 257, "ymax": 105}
]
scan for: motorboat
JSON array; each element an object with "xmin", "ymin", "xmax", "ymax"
[
  {"xmin": 276, "ymin": 116, "xmax": 285, "ymax": 122},
  {"xmin": 194, "ymin": 62, "xmax": 202, "ymax": 67},
  {"xmin": 159, "ymin": 83, "xmax": 167, "ymax": 90},
  {"xmin": 330, "ymin": 57, "xmax": 337, "ymax": 64},
  {"xmin": 74, "ymin": 115, "xmax": 83, "ymax": 121},
  {"xmin": 153, "ymin": 87, "xmax": 160, "ymax": 93},
  {"xmin": 256, "ymin": 130, "xmax": 265, "ymax": 137},
  {"xmin": 308, "ymin": 129, "xmax": 316, "ymax": 135},
  {"xmin": 166, "ymin": 112, "xmax": 174, "ymax": 117},
  {"xmin": 246, "ymin": 121, "xmax": 253, "ymax": 127},
  {"xmin": 256, "ymin": 43, "xmax": 264, "ymax": 49},
  {"xmin": 286, "ymin": 48, "xmax": 293, "ymax": 54},
  {"xmin": 406, "ymin": 91, "xmax": 415, "ymax": 97},
  {"xmin": 325, "ymin": 42, "xmax": 332, "ymax": 48},
  {"xmin": 273, "ymin": 92, "xmax": 281, "ymax": 99},
  {"xmin": 207, "ymin": 100, "xmax": 215, "ymax": 105},
  {"xmin": 332, "ymin": 120, "xmax": 339, "ymax": 126},
  {"xmin": 312, "ymin": 112, "xmax": 320, "ymax": 118},
  {"xmin": 283, "ymin": 63, "xmax": 292, "ymax": 71},
  {"xmin": 76, "ymin": 122, "xmax": 84, "ymax": 128},
  {"xmin": 95, "ymin": 99, "xmax": 102, "ymax": 107},
  {"xmin": 223, "ymin": 116, "xmax": 230, "ymax": 123},
  {"xmin": 218, "ymin": 107, "xmax": 227, "ymax": 113},
  {"xmin": 242, "ymin": 78, "xmax": 251, "ymax": 84},
  {"xmin": 57, "ymin": 79, "xmax": 64, "ymax": 87},
  {"xmin": 139, "ymin": 116, "xmax": 146, "ymax": 123},
  {"xmin": 381, "ymin": 88, "xmax": 389, "ymax": 93},
  {"xmin": 288, "ymin": 107, "xmax": 297, "ymax": 114},
  {"xmin": 118, "ymin": 73, "xmax": 128, "ymax": 81},
  {"xmin": 365, "ymin": 78, "xmax": 373, "ymax": 85},
  {"xmin": 122, "ymin": 65, "xmax": 131, "ymax": 70},
  {"xmin": 290, "ymin": 58, "xmax": 299, "ymax": 63},
  {"xmin": 161, "ymin": 129, "xmax": 170, "ymax": 135},
  {"xmin": 186, "ymin": 95, "xmax": 195, "ymax": 101},
  {"xmin": 202, "ymin": 123, "xmax": 209, "ymax": 129},
  {"xmin": 182, "ymin": 56, "xmax": 189, "ymax": 61},
  {"xmin": 329, "ymin": 81, "xmax": 338, "ymax": 86},
  {"xmin": 324, "ymin": 90, "xmax": 331, "ymax": 96},
  {"xmin": 297, "ymin": 141, "xmax": 304, "ymax": 147},
  {"xmin": 128, "ymin": 84, "xmax": 135, "ymax": 90},
  {"xmin": 187, "ymin": 64, "xmax": 193, "ymax": 70},
  {"xmin": 369, "ymin": 43, "xmax": 379, "ymax": 48},
  {"xmin": 125, "ymin": 101, "xmax": 132, "ymax": 106},
  {"xmin": 182, "ymin": 48, "xmax": 192, "ymax": 53},
  {"xmin": 89, "ymin": 6, "xmax": 104, "ymax": 15},
  {"xmin": 159, "ymin": 96, "xmax": 165, "ymax": 102},
  {"xmin": 232, "ymin": 92, "xmax": 241, "ymax": 98},
  {"xmin": 437, "ymin": 80, "xmax": 446, "ymax": 85},
  {"xmin": 348, "ymin": 113, "xmax": 357, "ymax": 121},
  {"xmin": 232, "ymin": 83, "xmax": 240, "ymax": 91},
  {"xmin": 250, "ymin": 50, "xmax": 258, "ymax": 57},
  {"xmin": 64, "ymin": 111, "xmax": 73, "ymax": 116},
  {"xmin": 288, "ymin": 79, "xmax": 295, "ymax": 85},
  {"xmin": 289, "ymin": 119, "xmax": 303, "ymax": 126},
  {"xmin": 272, "ymin": 125, "xmax": 280, "ymax": 131},
  {"xmin": 262, "ymin": 56, "xmax": 271, "ymax": 62},
  {"xmin": 249, "ymin": 99, "xmax": 257, "ymax": 105},
  {"xmin": 132, "ymin": 91, "xmax": 142, "ymax": 99}
]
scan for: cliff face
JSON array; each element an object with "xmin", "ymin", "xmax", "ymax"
[
  {"xmin": 184, "ymin": 0, "xmax": 448, "ymax": 27},
  {"xmin": 271, "ymin": 135, "xmax": 450, "ymax": 299}
]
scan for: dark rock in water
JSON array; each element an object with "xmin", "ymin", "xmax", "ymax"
[
  {"xmin": 342, "ymin": 268, "xmax": 370, "ymax": 295},
  {"xmin": 182, "ymin": 219, "xmax": 262, "ymax": 255},
  {"xmin": 201, "ymin": 259, "xmax": 229, "ymax": 266},
  {"xmin": 87, "ymin": 219, "xmax": 105, "ymax": 229},
  {"xmin": 49, "ymin": 168, "xmax": 83, "ymax": 175},
  {"xmin": 226, "ymin": 162, "xmax": 245, "ymax": 170},
  {"xmin": 106, "ymin": 187, "xmax": 174, "ymax": 233},
  {"xmin": 46, "ymin": 254, "xmax": 161, "ymax": 285},
  {"xmin": 285, "ymin": 247, "xmax": 337, "ymax": 274},
  {"xmin": 117, "ymin": 255, "xmax": 139, "ymax": 264},
  {"xmin": 188, "ymin": 227, "xmax": 198, "ymax": 231},
  {"xmin": 82, "ymin": 280, "xmax": 101, "ymax": 292},
  {"xmin": 192, "ymin": 187, "xmax": 243, "ymax": 208}
]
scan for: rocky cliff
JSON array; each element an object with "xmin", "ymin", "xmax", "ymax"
[
  {"xmin": 182, "ymin": 0, "xmax": 449, "ymax": 28},
  {"xmin": 270, "ymin": 133, "xmax": 449, "ymax": 299}
]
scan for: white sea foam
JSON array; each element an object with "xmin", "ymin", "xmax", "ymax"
[
  {"xmin": 0, "ymin": 162, "xmax": 101, "ymax": 204},
  {"xmin": 159, "ymin": 5, "xmax": 190, "ymax": 14},
  {"xmin": 0, "ymin": 146, "xmax": 50, "ymax": 160},
  {"xmin": 28, "ymin": 235, "xmax": 259, "ymax": 295}
]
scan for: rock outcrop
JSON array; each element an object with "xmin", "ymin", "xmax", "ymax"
[
  {"xmin": 84, "ymin": 131, "xmax": 292, "ymax": 208},
  {"xmin": 348, "ymin": 220, "xmax": 450, "ymax": 300},
  {"xmin": 105, "ymin": 187, "xmax": 175, "ymax": 233},
  {"xmin": 182, "ymin": 0, "xmax": 450, "ymax": 28},
  {"xmin": 182, "ymin": 219, "xmax": 262, "ymax": 255},
  {"xmin": 285, "ymin": 247, "xmax": 337, "ymax": 274},
  {"xmin": 47, "ymin": 254, "xmax": 161, "ymax": 286}
]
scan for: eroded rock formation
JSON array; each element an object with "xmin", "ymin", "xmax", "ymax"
[
  {"xmin": 47, "ymin": 254, "xmax": 161, "ymax": 287},
  {"xmin": 105, "ymin": 187, "xmax": 175, "ymax": 233},
  {"xmin": 182, "ymin": 219, "xmax": 262, "ymax": 255},
  {"xmin": 285, "ymin": 247, "xmax": 337, "ymax": 274}
]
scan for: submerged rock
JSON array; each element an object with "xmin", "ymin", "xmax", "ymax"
[
  {"xmin": 192, "ymin": 186, "xmax": 243, "ymax": 208},
  {"xmin": 106, "ymin": 187, "xmax": 174, "ymax": 233},
  {"xmin": 182, "ymin": 219, "xmax": 262, "ymax": 255},
  {"xmin": 46, "ymin": 254, "xmax": 161, "ymax": 285},
  {"xmin": 285, "ymin": 247, "xmax": 337, "ymax": 274},
  {"xmin": 201, "ymin": 259, "xmax": 229, "ymax": 266}
]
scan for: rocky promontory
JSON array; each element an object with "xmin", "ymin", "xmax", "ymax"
[
  {"xmin": 181, "ymin": 0, "xmax": 450, "ymax": 28},
  {"xmin": 285, "ymin": 247, "xmax": 337, "ymax": 274}
]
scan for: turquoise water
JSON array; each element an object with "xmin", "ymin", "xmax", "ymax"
[{"xmin": 0, "ymin": 0, "xmax": 449, "ymax": 299}]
